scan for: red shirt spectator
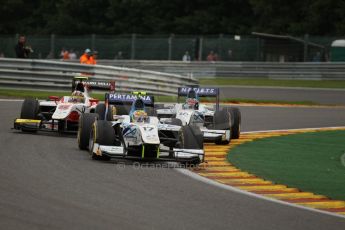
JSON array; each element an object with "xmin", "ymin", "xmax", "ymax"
[{"xmin": 207, "ymin": 51, "xmax": 215, "ymax": 61}]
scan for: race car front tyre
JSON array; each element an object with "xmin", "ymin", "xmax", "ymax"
[
  {"xmin": 20, "ymin": 98, "xmax": 40, "ymax": 132},
  {"xmin": 78, "ymin": 113, "xmax": 99, "ymax": 150},
  {"xmin": 89, "ymin": 120, "xmax": 116, "ymax": 160},
  {"xmin": 179, "ymin": 125, "xmax": 203, "ymax": 165},
  {"xmin": 227, "ymin": 107, "xmax": 241, "ymax": 139},
  {"xmin": 20, "ymin": 98, "xmax": 39, "ymax": 119},
  {"xmin": 213, "ymin": 110, "xmax": 231, "ymax": 145},
  {"xmin": 180, "ymin": 125, "xmax": 203, "ymax": 149}
]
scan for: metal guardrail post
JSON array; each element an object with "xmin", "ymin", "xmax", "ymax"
[
  {"xmin": 218, "ymin": 34, "xmax": 223, "ymax": 59},
  {"xmin": 131, "ymin": 33, "xmax": 136, "ymax": 60},
  {"xmin": 168, "ymin": 34, "xmax": 174, "ymax": 60},
  {"xmin": 50, "ymin": 34, "xmax": 55, "ymax": 59},
  {"xmin": 304, "ymin": 34, "xmax": 309, "ymax": 62},
  {"xmin": 198, "ymin": 37, "xmax": 203, "ymax": 61}
]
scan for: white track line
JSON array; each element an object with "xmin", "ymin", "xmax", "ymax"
[
  {"xmin": 242, "ymin": 126, "xmax": 345, "ymax": 134},
  {"xmin": 177, "ymin": 126, "xmax": 345, "ymax": 219},
  {"xmin": 176, "ymin": 169, "xmax": 345, "ymax": 219},
  {"xmin": 0, "ymin": 99, "xmax": 23, "ymax": 102}
]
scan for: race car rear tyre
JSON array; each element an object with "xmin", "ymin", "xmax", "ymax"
[
  {"xmin": 155, "ymin": 103, "xmax": 165, "ymax": 109},
  {"xmin": 115, "ymin": 105, "xmax": 130, "ymax": 115},
  {"xmin": 213, "ymin": 110, "xmax": 231, "ymax": 145},
  {"xmin": 20, "ymin": 98, "xmax": 40, "ymax": 132},
  {"xmin": 95, "ymin": 103, "xmax": 114, "ymax": 121},
  {"xmin": 179, "ymin": 125, "xmax": 203, "ymax": 165},
  {"xmin": 78, "ymin": 113, "xmax": 99, "ymax": 150},
  {"xmin": 89, "ymin": 120, "xmax": 116, "ymax": 160},
  {"xmin": 146, "ymin": 107, "xmax": 156, "ymax": 116},
  {"xmin": 95, "ymin": 103, "xmax": 106, "ymax": 120},
  {"xmin": 167, "ymin": 118, "xmax": 183, "ymax": 126},
  {"xmin": 228, "ymin": 107, "xmax": 241, "ymax": 139}
]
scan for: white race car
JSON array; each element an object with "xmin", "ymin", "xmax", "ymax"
[
  {"xmin": 156, "ymin": 87, "xmax": 241, "ymax": 145},
  {"xmin": 13, "ymin": 77, "xmax": 115, "ymax": 133},
  {"xmin": 77, "ymin": 92, "xmax": 204, "ymax": 164}
]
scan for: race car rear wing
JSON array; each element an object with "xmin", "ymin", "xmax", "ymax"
[
  {"xmin": 72, "ymin": 77, "xmax": 116, "ymax": 93},
  {"xmin": 105, "ymin": 93, "xmax": 155, "ymax": 107},
  {"xmin": 177, "ymin": 87, "xmax": 220, "ymax": 110}
]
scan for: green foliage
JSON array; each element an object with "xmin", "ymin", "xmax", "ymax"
[{"xmin": 0, "ymin": 0, "xmax": 345, "ymax": 35}]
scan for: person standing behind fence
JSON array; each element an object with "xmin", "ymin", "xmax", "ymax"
[
  {"xmin": 207, "ymin": 51, "xmax": 215, "ymax": 62},
  {"xmin": 69, "ymin": 49, "xmax": 77, "ymax": 60},
  {"xmin": 14, "ymin": 35, "xmax": 33, "ymax": 58},
  {"xmin": 62, "ymin": 49, "xmax": 70, "ymax": 61},
  {"xmin": 92, "ymin": 51, "xmax": 98, "ymax": 64},
  {"xmin": 182, "ymin": 51, "xmax": 191, "ymax": 62},
  {"xmin": 80, "ymin": 48, "xmax": 96, "ymax": 65}
]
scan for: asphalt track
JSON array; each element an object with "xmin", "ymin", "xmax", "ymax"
[
  {"xmin": 1, "ymin": 100, "xmax": 345, "ymax": 230},
  {"xmin": 217, "ymin": 86, "xmax": 345, "ymax": 105}
]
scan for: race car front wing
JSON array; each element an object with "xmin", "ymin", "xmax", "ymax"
[
  {"xmin": 92, "ymin": 143, "xmax": 204, "ymax": 163},
  {"xmin": 201, "ymin": 128, "xmax": 230, "ymax": 143}
]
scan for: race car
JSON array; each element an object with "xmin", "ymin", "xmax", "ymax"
[
  {"xmin": 77, "ymin": 92, "xmax": 204, "ymax": 164},
  {"xmin": 155, "ymin": 87, "xmax": 241, "ymax": 145},
  {"xmin": 13, "ymin": 77, "xmax": 115, "ymax": 133}
]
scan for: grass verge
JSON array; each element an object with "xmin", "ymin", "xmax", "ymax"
[
  {"xmin": 0, "ymin": 88, "xmax": 321, "ymax": 106},
  {"xmin": 200, "ymin": 78, "xmax": 345, "ymax": 89},
  {"xmin": 228, "ymin": 130, "xmax": 345, "ymax": 200}
]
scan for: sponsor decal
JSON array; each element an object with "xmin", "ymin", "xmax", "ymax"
[
  {"xmin": 178, "ymin": 87, "xmax": 218, "ymax": 96},
  {"xmin": 58, "ymin": 104, "xmax": 71, "ymax": 110},
  {"xmin": 84, "ymin": 81, "xmax": 110, "ymax": 87},
  {"xmin": 123, "ymin": 126, "xmax": 137, "ymax": 138},
  {"xmin": 107, "ymin": 93, "xmax": 153, "ymax": 104}
]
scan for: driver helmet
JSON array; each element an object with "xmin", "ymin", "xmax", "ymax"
[
  {"xmin": 71, "ymin": 90, "xmax": 84, "ymax": 97},
  {"xmin": 131, "ymin": 110, "xmax": 148, "ymax": 122},
  {"xmin": 184, "ymin": 89, "xmax": 199, "ymax": 110}
]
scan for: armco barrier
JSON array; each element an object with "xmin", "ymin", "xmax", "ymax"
[
  {"xmin": 0, "ymin": 58, "xmax": 198, "ymax": 96},
  {"xmin": 95, "ymin": 60, "xmax": 345, "ymax": 80}
]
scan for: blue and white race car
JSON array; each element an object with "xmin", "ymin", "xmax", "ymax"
[
  {"xmin": 156, "ymin": 87, "xmax": 241, "ymax": 145},
  {"xmin": 77, "ymin": 92, "xmax": 204, "ymax": 164}
]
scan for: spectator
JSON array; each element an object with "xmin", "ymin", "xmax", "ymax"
[
  {"xmin": 69, "ymin": 49, "xmax": 77, "ymax": 60},
  {"xmin": 182, "ymin": 51, "xmax": 191, "ymax": 62},
  {"xmin": 114, "ymin": 51, "xmax": 123, "ymax": 60},
  {"xmin": 227, "ymin": 49, "xmax": 233, "ymax": 61},
  {"xmin": 60, "ymin": 48, "xmax": 70, "ymax": 61},
  {"xmin": 59, "ymin": 48, "xmax": 66, "ymax": 59},
  {"xmin": 80, "ymin": 48, "xmax": 96, "ymax": 65},
  {"xmin": 0, "ymin": 52, "xmax": 4, "ymax": 58},
  {"xmin": 214, "ymin": 53, "xmax": 220, "ymax": 61},
  {"xmin": 207, "ymin": 51, "xmax": 215, "ymax": 62},
  {"xmin": 46, "ymin": 51, "xmax": 54, "ymax": 59},
  {"xmin": 14, "ymin": 35, "xmax": 33, "ymax": 58}
]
